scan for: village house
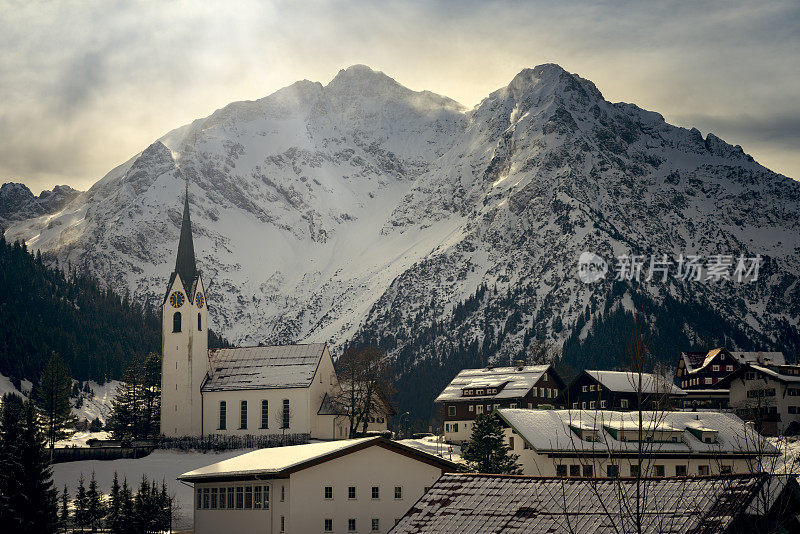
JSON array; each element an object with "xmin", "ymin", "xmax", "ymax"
[
  {"xmin": 160, "ymin": 191, "xmax": 388, "ymax": 439},
  {"xmin": 496, "ymin": 408, "xmax": 776, "ymax": 478},
  {"xmin": 434, "ymin": 364, "xmax": 566, "ymax": 444},
  {"xmin": 718, "ymin": 362, "xmax": 800, "ymax": 436},
  {"xmin": 390, "ymin": 472, "xmax": 800, "ymax": 534},
  {"xmin": 674, "ymin": 348, "xmax": 786, "ymax": 410},
  {"xmin": 178, "ymin": 437, "xmax": 458, "ymax": 534},
  {"xmin": 559, "ymin": 370, "xmax": 686, "ymax": 411}
]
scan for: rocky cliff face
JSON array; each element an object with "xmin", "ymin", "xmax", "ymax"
[
  {"xmin": 0, "ymin": 182, "xmax": 80, "ymax": 231},
  {"xmin": 5, "ymin": 65, "xmax": 799, "ymax": 377}
]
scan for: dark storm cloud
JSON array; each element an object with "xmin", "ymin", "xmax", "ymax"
[{"xmin": 0, "ymin": 0, "xmax": 798, "ymax": 193}]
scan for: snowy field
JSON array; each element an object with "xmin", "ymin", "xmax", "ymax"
[
  {"xmin": 52, "ymin": 449, "xmax": 252, "ymax": 529},
  {"xmin": 398, "ymin": 435, "xmax": 463, "ymax": 464}
]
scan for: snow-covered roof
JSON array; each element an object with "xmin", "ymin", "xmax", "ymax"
[
  {"xmin": 497, "ymin": 409, "xmax": 777, "ymax": 455},
  {"xmin": 435, "ymin": 365, "xmax": 552, "ymax": 402},
  {"xmin": 746, "ymin": 364, "xmax": 800, "ymax": 384},
  {"xmin": 585, "ymin": 370, "xmax": 685, "ymax": 395},
  {"xmin": 391, "ymin": 473, "xmax": 783, "ymax": 534},
  {"xmin": 681, "ymin": 349, "xmax": 786, "ymax": 373},
  {"xmin": 178, "ymin": 437, "xmax": 458, "ymax": 481},
  {"xmin": 203, "ymin": 344, "xmax": 326, "ymax": 391}
]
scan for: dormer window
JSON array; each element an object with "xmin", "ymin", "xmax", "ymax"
[{"xmin": 476, "ymin": 389, "xmax": 484, "ymax": 395}]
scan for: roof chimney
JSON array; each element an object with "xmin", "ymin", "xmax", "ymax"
[{"xmin": 514, "ymin": 360, "xmax": 525, "ymax": 371}]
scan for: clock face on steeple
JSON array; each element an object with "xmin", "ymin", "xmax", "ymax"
[
  {"xmin": 169, "ymin": 291, "xmax": 185, "ymax": 308},
  {"xmin": 196, "ymin": 291, "xmax": 205, "ymax": 309}
]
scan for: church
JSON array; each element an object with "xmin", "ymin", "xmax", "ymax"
[{"xmin": 159, "ymin": 190, "xmax": 386, "ymax": 439}]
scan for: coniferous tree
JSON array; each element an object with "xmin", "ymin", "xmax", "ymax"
[
  {"xmin": 0, "ymin": 394, "xmax": 59, "ymax": 533},
  {"xmin": 119, "ymin": 479, "xmax": 134, "ymax": 534},
  {"xmin": 74, "ymin": 474, "xmax": 88, "ymax": 532},
  {"xmin": 107, "ymin": 353, "xmax": 161, "ymax": 440},
  {"xmin": 461, "ymin": 412, "xmax": 522, "ymax": 474},
  {"xmin": 59, "ymin": 485, "xmax": 70, "ymax": 534},
  {"xmin": 107, "ymin": 472, "xmax": 121, "ymax": 534},
  {"xmin": 86, "ymin": 471, "xmax": 104, "ymax": 533},
  {"xmin": 34, "ymin": 352, "xmax": 75, "ymax": 450}
]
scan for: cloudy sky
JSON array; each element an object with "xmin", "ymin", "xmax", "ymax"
[{"xmin": 1, "ymin": 0, "xmax": 798, "ymax": 193}]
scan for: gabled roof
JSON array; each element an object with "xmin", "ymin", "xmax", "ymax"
[
  {"xmin": 390, "ymin": 473, "xmax": 792, "ymax": 534},
  {"xmin": 680, "ymin": 349, "xmax": 786, "ymax": 373},
  {"xmin": 203, "ymin": 343, "xmax": 327, "ymax": 392},
  {"xmin": 718, "ymin": 363, "xmax": 800, "ymax": 387},
  {"xmin": 584, "ymin": 370, "xmax": 685, "ymax": 395},
  {"xmin": 177, "ymin": 437, "xmax": 459, "ymax": 482},
  {"xmin": 496, "ymin": 408, "xmax": 777, "ymax": 455},
  {"xmin": 435, "ymin": 365, "xmax": 554, "ymax": 402}
]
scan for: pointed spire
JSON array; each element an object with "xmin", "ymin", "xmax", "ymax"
[{"xmin": 174, "ymin": 181, "xmax": 197, "ymax": 294}]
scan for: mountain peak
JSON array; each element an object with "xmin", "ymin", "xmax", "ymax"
[
  {"xmin": 504, "ymin": 63, "xmax": 603, "ymax": 105},
  {"xmin": 326, "ymin": 64, "xmax": 406, "ymax": 95}
]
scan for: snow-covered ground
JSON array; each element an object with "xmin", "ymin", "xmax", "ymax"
[
  {"xmin": 55, "ymin": 430, "xmax": 112, "ymax": 448},
  {"xmin": 0, "ymin": 373, "xmax": 32, "ymax": 398},
  {"xmin": 72, "ymin": 380, "xmax": 119, "ymax": 424},
  {"xmin": 399, "ymin": 436, "xmax": 463, "ymax": 464},
  {"xmin": 52, "ymin": 449, "xmax": 252, "ymax": 529}
]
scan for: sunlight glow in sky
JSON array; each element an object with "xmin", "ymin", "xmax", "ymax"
[{"xmin": 1, "ymin": 0, "xmax": 798, "ymax": 193}]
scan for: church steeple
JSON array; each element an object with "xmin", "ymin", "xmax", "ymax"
[{"xmin": 174, "ymin": 184, "xmax": 197, "ymax": 293}]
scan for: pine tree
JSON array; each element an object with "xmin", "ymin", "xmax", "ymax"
[
  {"xmin": 59, "ymin": 485, "xmax": 70, "ymax": 534},
  {"xmin": 107, "ymin": 353, "xmax": 161, "ymax": 441},
  {"xmin": 461, "ymin": 412, "xmax": 522, "ymax": 474},
  {"xmin": 0, "ymin": 393, "xmax": 25, "ymax": 527},
  {"xmin": 86, "ymin": 471, "xmax": 104, "ymax": 532},
  {"xmin": 34, "ymin": 352, "xmax": 75, "ymax": 450},
  {"xmin": 106, "ymin": 472, "xmax": 121, "ymax": 534},
  {"xmin": 74, "ymin": 473, "xmax": 88, "ymax": 532},
  {"xmin": 119, "ymin": 479, "xmax": 134, "ymax": 534}
]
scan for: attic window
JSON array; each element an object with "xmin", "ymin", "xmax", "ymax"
[{"xmin": 476, "ymin": 389, "xmax": 484, "ymax": 395}]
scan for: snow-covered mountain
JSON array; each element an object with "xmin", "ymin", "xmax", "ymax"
[
  {"xmin": 5, "ymin": 64, "xmax": 799, "ymax": 375},
  {"xmin": 0, "ymin": 182, "xmax": 80, "ymax": 231}
]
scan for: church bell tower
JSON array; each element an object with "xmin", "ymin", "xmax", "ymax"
[{"xmin": 161, "ymin": 183, "xmax": 208, "ymax": 437}]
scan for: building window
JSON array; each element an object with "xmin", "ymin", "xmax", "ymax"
[
  {"xmin": 281, "ymin": 485, "xmax": 285, "ymax": 502},
  {"xmin": 448, "ymin": 406, "xmax": 456, "ymax": 416},
  {"xmin": 542, "ymin": 373, "xmax": 548, "ymax": 382},
  {"xmin": 280, "ymin": 516, "xmax": 285, "ymax": 532},
  {"xmin": 468, "ymin": 405, "xmax": 474, "ymax": 412},
  {"xmin": 372, "ymin": 518, "xmax": 380, "ymax": 531},
  {"xmin": 240, "ymin": 400, "xmax": 248, "ymax": 429},
  {"xmin": 198, "ymin": 313, "xmax": 202, "ymax": 331},
  {"xmin": 726, "ymin": 365, "xmax": 734, "ymax": 372},
  {"xmin": 324, "ymin": 486, "xmax": 333, "ymax": 499},
  {"xmin": 600, "ymin": 400, "xmax": 607, "ymax": 409},
  {"xmin": 699, "ymin": 465, "xmax": 710, "ymax": 476},
  {"xmin": 264, "ymin": 486, "xmax": 270, "ymax": 509},
  {"xmin": 348, "ymin": 486, "xmax": 356, "ymax": 499},
  {"xmin": 282, "ymin": 399, "xmax": 290, "ymax": 429},
  {"xmin": 607, "ymin": 465, "xmax": 619, "ymax": 477},
  {"xmin": 582, "ymin": 465, "xmax": 593, "ymax": 477},
  {"xmin": 581, "ymin": 402, "xmax": 586, "ymax": 409},
  {"xmin": 219, "ymin": 487, "xmax": 226, "ymax": 509},
  {"xmin": 620, "ymin": 399, "xmax": 629, "ymax": 409},
  {"xmin": 589, "ymin": 385, "xmax": 595, "ymax": 392},
  {"xmin": 572, "ymin": 402, "xmax": 578, "ymax": 409},
  {"xmin": 394, "ymin": 486, "xmax": 402, "ymax": 499},
  {"xmin": 569, "ymin": 465, "xmax": 580, "ymax": 477},
  {"xmin": 348, "ymin": 518, "xmax": 357, "ymax": 532},
  {"xmin": 453, "ymin": 423, "xmax": 458, "ymax": 432},
  {"xmin": 556, "ymin": 464, "xmax": 567, "ymax": 476},
  {"xmin": 720, "ymin": 465, "xmax": 732, "ymax": 474},
  {"xmin": 476, "ymin": 389, "xmax": 483, "ymax": 395},
  {"xmin": 244, "ymin": 486, "xmax": 253, "ymax": 508},
  {"xmin": 510, "ymin": 403, "xmax": 517, "ymax": 409},
  {"xmin": 254, "ymin": 486, "xmax": 261, "ymax": 509},
  {"xmin": 630, "ymin": 464, "xmax": 640, "ymax": 477},
  {"xmin": 476, "ymin": 405, "xmax": 484, "ymax": 414},
  {"xmin": 675, "ymin": 465, "xmax": 687, "ymax": 477},
  {"xmin": 509, "ymin": 437, "xmax": 515, "ymax": 450},
  {"xmin": 173, "ymin": 312, "xmax": 182, "ymax": 332},
  {"xmin": 372, "ymin": 486, "xmax": 379, "ymax": 499},
  {"xmin": 533, "ymin": 388, "xmax": 538, "ymax": 397},
  {"xmin": 582, "ymin": 385, "xmax": 588, "ymax": 393},
  {"xmin": 261, "ymin": 400, "xmax": 269, "ymax": 429},
  {"xmin": 712, "ymin": 365, "xmax": 719, "ymax": 372},
  {"xmin": 236, "ymin": 487, "xmax": 243, "ymax": 509},
  {"xmin": 589, "ymin": 401, "xmax": 596, "ymax": 409},
  {"xmin": 653, "ymin": 465, "xmax": 665, "ymax": 477},
  {"xmin": 211, "ymin": 488, "xmax": 218, "ymax": 509},
  {"xmin": 324, "ymin": 519, "xmax": 333, "ymax": 532},
  {"xmin": 705, "ymin": 377, "xmax": 713, "ymax": 385},
  {"xmin": 219, "ymin": 401, "xmax": 227, "ymax": 430},
  {"xmin": 227, "ymin": 487, "xmax": 234, "ymax": 508},
  {"xmin": 196, "ymin": 489, "xmax": 201, "ymax": 510}
]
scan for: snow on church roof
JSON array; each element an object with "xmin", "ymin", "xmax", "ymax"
[{"xmin": 202, "ymin": 343, "xmax": 327, "ymax": 391}]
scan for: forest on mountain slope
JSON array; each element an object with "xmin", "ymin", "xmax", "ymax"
[{"xmin": 0, "ymin": 237, "xmax": 227, "ymax": 386}]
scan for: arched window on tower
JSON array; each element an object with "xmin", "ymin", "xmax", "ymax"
[
  {"xmin": 173, "ymin": 312, "xmax": 182, "ymax": 333},
  {"xmin": 198, "ymin": 313, "xmax": 202, "ymax": 331}
]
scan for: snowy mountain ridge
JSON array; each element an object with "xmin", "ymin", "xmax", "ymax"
[{"xmin": 5, "ymin": 64, "xmax": 799, "ymax": 371}]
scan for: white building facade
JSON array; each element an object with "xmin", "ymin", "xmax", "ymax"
[{"xmin": 178, "ymin": 437, "xmax": 458, "ymax": 534}]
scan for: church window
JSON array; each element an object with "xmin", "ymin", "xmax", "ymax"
[
  {"xmin": 219, "ymin": 401, "xmax": 227, "ymax": 430},
  {"xmin": 282, "ymin": 399, "xmax": 290, "ymax": 429},
  {"xmin": 240, "ymin": 401, "xmax": 248, "ymax": 429},
  {"xmin": 173, "ymin": 312, "xmax": 182, "ymax": 332},
  {"xmin": 261, "ymin": 400, "xmax": 268, "ymax": 429},
  {"xmin": 197, "ymin": 313, "xmax": 202, "ymax": 331}
]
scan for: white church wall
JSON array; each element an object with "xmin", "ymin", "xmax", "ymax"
[{"xmin": 202, "ymin": 387, "xmax": 311, "ymax": 437}]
